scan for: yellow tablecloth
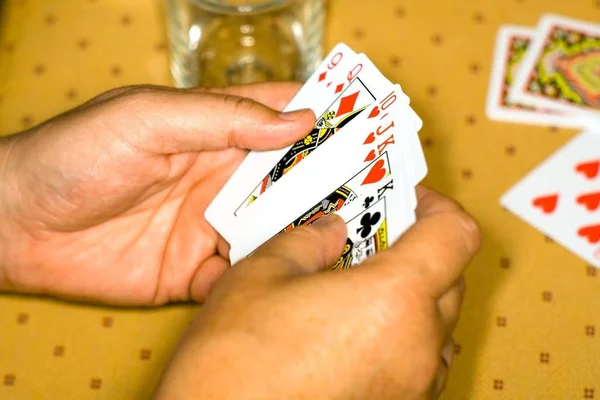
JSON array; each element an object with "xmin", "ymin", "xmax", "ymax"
[{"xmin": 1, "ymin": 0, "xmax": 599, "ymax": 398}]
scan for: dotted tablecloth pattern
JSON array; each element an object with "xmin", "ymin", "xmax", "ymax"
[{"xmin": 1, "ymin": 0, "xmax": 600, "ymax": 399}]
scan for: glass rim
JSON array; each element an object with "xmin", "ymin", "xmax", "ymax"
[{"xmin": 191, "ymin": 0, "xmax": 293, "ymax": 14}]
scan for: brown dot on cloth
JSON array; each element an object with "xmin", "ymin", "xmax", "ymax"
[
  {"xmin": 53, "ymin": 345, "xmax": 65, "ymax": 357},
  {"xmin": 493, "ymin": 379, "xmax": 504, "ymax": 390},
  {"xmin": 140, "ymin": 349, "xmax": 152, "ymax": 360},
  {"xmin": 542, "ymin": 291, "xmax": 553, "ymax": 302},
  {"xmin": 587, "ymin": 265, "xmax": 597, "ymax": 277},
  {"xmin": 422, "ymin": 137, "xmax": 433, "ymax": 149},
  {"xmin": 585, "ymin": 325, "xmax": 596, "ymax": 337},
  {"xmin": 584, "ymin": 388, "xmax": 595, "ymax": 399},
  {"xmin": 431, "ymin": 34, "xmax": 443, "ymax": 46},
  {"xmin": 121, "ymin": 15, "xmax": 132, "ymax": 26},
  {"xmin": 44, "ymin": 14, "xmax": 56, "ymax": 25},
  {"xmin": 539, "ymin": 352, "xmax": 550, "ymax": 363},
  {"xmin": 154, "ymin": 42, "xmax": 167, "ymax": 52},
  {"xmin": 465, "ymin": 114, "xmax": 477, "ymax": 125},
  {"xmin": 16, "ymin": 312, "xmax": 29, "ymax": 324},
  {"xmin": 3, "ymin": 43, "xmax": 15, "ymax": 53},
  {"xmin": 496, "ymin": 316, "xmax": 507, "ymax": 327},
  {"xmin": 461, "ymin": 169, "xmax": 473, "ymax": 180},
  {"xmin": 20, "ymin": 115, "xmax": 33, "ymax": 128},
  {"xmin": 473, "ymin": 12, "xmax": 485, "ymax": 23},
  {"xmin": 353, "ymin": 29, "xmax": 364, "ymax": 40},
  {"xmin": 453, "ymin": 343, "xmax": 462, "ymax": 355},
  {"xmin": 111, "ymin": 65, "xmax": 122, "ymax": 76},
  {"xmin": 90, "ymin": 378, "xmax": 102, "ymax": 390},
  {"xmin": 505, "ymin": 145, "xmax": 516, "ymax": 155},
  {"xmin": 500, "ymin": 257, "xmax": 511, "ymax": 269},
  {"xmin": 66, "ymin": 89, "xmax": 78, "ymax": 99},
  {"xmin": 395, "ymin": 7, "xmax": 406, "ymax": 17},
  {"xmin": 427, "ymin": 85, "xmax": 438, "ymax": 97},
  {"xmin": 102, "ymin": 316, "xmax": 114, "ymax": 328},
  {"xmin": 389, "ymin": 56, "xmax": 401, "ymax": 67},
  {"xmin": 77, "ymin": 39, "xmax": 89, "ymax": 50},
  {"xmin": 33, "ymin": 64, "xmax": 46, "ymax": 75},
  {"xmin": 469, "ymin": 63, "xmax": 480, "ymax": 74},
  {"xmin": 3, "ymin": 374, "xmax": 15, "ymax": 386}
]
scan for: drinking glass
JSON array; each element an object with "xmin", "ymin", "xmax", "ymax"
[{"xmin": 165, "ymin": 0, "xmax": 326, "ymax": 87}]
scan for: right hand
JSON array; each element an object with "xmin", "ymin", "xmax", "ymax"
[{"xmin": 155, "ymin": 186, "xmax": 481, "ymax": 400}]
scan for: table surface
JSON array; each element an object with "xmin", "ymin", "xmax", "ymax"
[{"xmin": 1, "ymin": 0, "xmax": 600, "ymax": 398}]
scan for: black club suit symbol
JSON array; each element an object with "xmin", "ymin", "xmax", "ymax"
[
  {"xmin": 357, "ymin": 212, "xmax": 381, "ymax": 238},
  {"xmin": 362, "ymin": 196, "xmax": 375, "ymax": 209}
]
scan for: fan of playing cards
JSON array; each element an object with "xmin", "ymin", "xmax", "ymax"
[
  {"xmin": 486, "ymin": 14, "xmax": 600, "ymax": 268},
  {"xmin": 205, "ymin": 43, "xmax": 427, "ymax": 268}
]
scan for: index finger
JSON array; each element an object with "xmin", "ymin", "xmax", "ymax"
[{"xmin": 202, "ymin": 82, "xmax": 303, "ymax": 111}]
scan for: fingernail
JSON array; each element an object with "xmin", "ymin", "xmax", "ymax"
[
  {"xmin": 312, "ymin": 214, "xmax": 339, "ymax": 228},
  {"xmin": 279, "ymin": 109, "xmax": 310, "ymax": 121}
]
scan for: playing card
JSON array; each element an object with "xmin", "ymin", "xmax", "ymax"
[
  {"xmin": 204, "ymin": 43, "xmax": 360, "ymax": 241},
  {"xmin": 509, "ymin": 15, "xmax": 600, "ymax": 125},
  {"xmin": 486, "ymin": 25, "xmax": 588, "ymax": 129},
  {"xmin": 228, "ymin": 87, "xmax": 421, "ymax": 263},
  {"xmin": 501, "ymin": 131, "xmax": 600, "ymax": 268},
  {"xmin": 206, "ymin": 51, "xmax": 417, "ymax": 242},
  {"xmin": 232, "ymin": 55, "xmax": 423, "ymax": 218},
  {"xmin": 333, "ymin": 186, "xmax": 415, "ymax": 269}
]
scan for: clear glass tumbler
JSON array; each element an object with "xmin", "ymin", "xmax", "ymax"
[{"xmin": 165, "ymin": 0, "xmax": 326, "ymax": 88}]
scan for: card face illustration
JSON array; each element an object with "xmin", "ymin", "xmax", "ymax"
[
  {"xmin": 510, "ymin": 15, "xmax": 600, "ymax": 123},
  {"xmin": 234, "ymin": 74, "xmax": 380, "ymax": 215},
  {"xmin": 228, "ymin": 87, "xmax": 420, "ymax": 263},
  {"xmin": 233, "ymin": 53, "xmax": 412, "ymax": 217},
  {"xmin": 485, "ymin": 25, "xmax": 585, "ymax": 128}
]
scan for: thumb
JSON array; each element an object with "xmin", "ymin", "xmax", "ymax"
[
  {"xmin": 237, "ymin": 215, "xmax": 348, "ymax": 281},
  {"xmin": 99, "ymin": 87, "xmax": 316, "ymax": 154}
]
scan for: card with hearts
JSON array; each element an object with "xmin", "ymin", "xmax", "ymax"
[
  {"xmin": 205, "ymin": 50, "xmax": 420, "ymax": 243},
  {"xmin": 227, "ymin": 86, "xmax": 420, "ymax": 264},
  {"xmin": 501, "ymin": 131, "xmax": 600, "ymax": 267}
]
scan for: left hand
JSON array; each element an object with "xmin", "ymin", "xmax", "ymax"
[{"xmin": 0, "ymin": 83, "xmax": 314, "ymax": 305}]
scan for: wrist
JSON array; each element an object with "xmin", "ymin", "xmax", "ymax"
[{"xmin": 156, "ymin": 331, "xmax": 279, "ymax": 399}]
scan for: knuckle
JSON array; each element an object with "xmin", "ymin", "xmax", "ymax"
[
  {"xmin": 223, "ymin": 94, "xmax": 260, "ymax": 113},
  {"xmin": 450, "ymin": 210, "xmax": 481, "ymax": 254},
  {"xmin": 221, "ymin": 95, "xmax": 265, "ymax": 147},
  {"xmin": 116, "ymin": 85, "xmax": 159, "ymax": 106}
]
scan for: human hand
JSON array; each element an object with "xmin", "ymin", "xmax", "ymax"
[
  {"xmin": 0, "ymin": 83, "xmax": 314, "ymax": 305},
  {"xmin": 155, "ymin": 186, "xmax": 480, "ymax": 399}
]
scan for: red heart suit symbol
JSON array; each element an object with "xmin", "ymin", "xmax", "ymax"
[
  {"xmin": 362, "ymin": 159, "xmax": 387, "ymax": 185},
  {"xmin": 368, "ymin": 106, "xmax": 380, "ymax": 119},
  {"xmin": 364, "ymin": 150, "xmax": 376, "ymax": 162},
  {"xmin": 577, "ymin": 192, "xmax": 600, "ymax": 211},
  {"xmin": 575, "ymin": 160, "xmax": 600, "ymax": 179},
  {"xmin": 532, "ymin": 194, "xmax": 558, "ymax": 214},
  {"xmin": 578, "ymin": 224, "xmax": 600, "ymax": 244},
  {"xmin": 364, "ymin": 132, "xmax": 376, "ymax": 145}
]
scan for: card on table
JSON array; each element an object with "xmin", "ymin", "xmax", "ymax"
[
  {"xmin": 486, "ymin": 25, "xmax": 588, "ymax": 129},
  {"xmin": 509, "ymin": 15, "xmax": 600, "ymax": 125},
  {"xmin": 206, "ymin": 50, "xmax": 419, "ymax": 243},
  {"xmin": 228, "ymin": 87, "xmax": 422, "ymax": 265},
  {"xmin": 501, "ymin": 131, "xmax": 600, "ymax": 268}
]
